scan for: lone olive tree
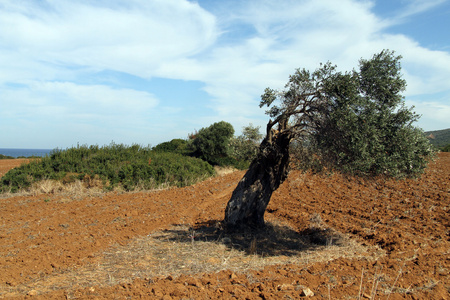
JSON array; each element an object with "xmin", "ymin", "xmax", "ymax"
[{"xmin": 223, "ymin": 50, "xmax": 433, "ymax": 230}]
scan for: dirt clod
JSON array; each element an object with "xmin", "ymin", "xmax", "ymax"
[{"xmin": 300, "ymin": 287, "xmax": 314, "ymax": 297}]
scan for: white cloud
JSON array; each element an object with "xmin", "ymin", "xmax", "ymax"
[
  {"xmin": 0, "ymin": 82, "xmax": 160, "ymax": 147},
  {"xmin": 402, "ymin": 50, "xmax": 450, "ymax": 96},
  {"xmin": 1, "ymin": 0, "xmax": 449, "ymax": 147},
  {"xmin": 156, "ymin": 0, "xmax": 450, "ymax": 131},
  {"xmin": 406, "ymin": 99, "xmax": 450, "ymax": 131},
  {"xmin": 2, "ymin": 82, "xmax": 158, "ymax": 118},
  {"xmin": 0, "ymin": 0, "xmax": 218, "ymax": 80}
]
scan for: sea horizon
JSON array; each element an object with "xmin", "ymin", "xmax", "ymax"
[{"xmin": 0, "ymin": 148, "xmax": 53, "ymax": 158}]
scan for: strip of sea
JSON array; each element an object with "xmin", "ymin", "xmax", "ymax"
[{"xmin": 0, "ymin": 148, "xmax": 52, "ymax": 158}]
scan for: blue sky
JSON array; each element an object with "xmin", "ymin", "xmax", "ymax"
[{"xmin": 1, "ymin": 0, "xmax": 449, "ymax": 149}]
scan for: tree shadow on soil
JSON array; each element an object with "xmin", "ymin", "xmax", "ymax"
[{"xmin": 155, "ymin": 220, "xmax": 346, "ymax": 257}]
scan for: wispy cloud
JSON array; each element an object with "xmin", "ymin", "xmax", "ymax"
[
  {"xmin": 160, "ymin": 0, "xmax": 450, "ymax": 130},
  {"xmin": 407, "ymin": 99, "xmax": 450, "ymax": 130},
  {"xmin": 1, "ymin": 81, "xmax": 159, "ymax": 146},
  {"xmin": 397, "ymin": 0, "xmax": 448, "ymax": 19}
]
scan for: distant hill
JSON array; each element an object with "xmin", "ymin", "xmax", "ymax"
[{"xmin": 424, "ymin": 128, "xmax": 450, "ymax": 148}]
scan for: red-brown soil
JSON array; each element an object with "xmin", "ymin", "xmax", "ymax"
[
  {"xmin": 0, "ymin": 154, "xmax": 449, "ymax": 299},
  {"xmin": 0, "ymin": 159, "xmax": 29, "ymax": 178}
]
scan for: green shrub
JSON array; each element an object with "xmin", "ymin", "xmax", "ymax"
[
  {"xmin": 440, "ymin": 144, "xmax": 450, "ymax": 152},
  {"xmin": 0, "ymin": 143, "xmax": 214, "ymax": 193},
  {"xmin": 191, "ymin": 121, "xmax": 235, "ymax": 165},
  {"xmin": 152, "ymin": 139, "xmax": 190, "ymax": 155},
  {"xmin": 210, "ymin": 156, "xmax": 250, "ymax": 170}
]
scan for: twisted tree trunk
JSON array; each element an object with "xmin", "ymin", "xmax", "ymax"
[{"xmin": 223, "ymin": 129, "xmax": 292, "ymax": 230}]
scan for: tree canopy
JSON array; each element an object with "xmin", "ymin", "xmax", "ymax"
[
  {"xmin": 224, "ymin": 50, "xmax": 434, "ymax": 229},
  {"xmin": 261, "ymin": 50, "xmax": 433, "ymax": 178}
]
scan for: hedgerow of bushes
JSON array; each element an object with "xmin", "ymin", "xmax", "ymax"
[{"xmin": 0, "ymin": 143, "xmax": 214, "ymax": 193}]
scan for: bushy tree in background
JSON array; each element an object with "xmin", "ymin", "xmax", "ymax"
[
  {"xmin": 229, "ymin": 124, "xmax": 263, "ymax": 162},
  {"xmin": 152, "ymin": 122, "xmax": 261, "ymax": 168},
  {"xmin": 191, "ymin": 121, "xmax": 235, "ymax": 164}
]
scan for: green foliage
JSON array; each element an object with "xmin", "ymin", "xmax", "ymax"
[
  {"xmin": 0, "ymin": 154, "xmax": 14, "ymax": 159},
  {"xmin": 0, "ymin": 143, "xmax": 214, "ymax": 193},
  {"xmin": 153, "ymin": 139, "xmax": 190, "ymax": 155},
  {"xmin": 191, "ymin": 121, "xmax": 235, "ymax": 165},
  {"xmin": 289, "ymin": 137, "xmax": 325, "ymax": 173},
  {"xmin": 190, "ymin": 121, "xmax": 262, "ymax": 169},
  {"xmin": 424, "ymin": 128, "xmax": 450, "ymax": 148},
  {"xmin": 262, "ymin": 50, "xmax": 434, "ymax": 178},
  {"xmin": 229, "ymin": 124, "xmax": 263, "ymax": 162},
  {"xmin": 314, "ymin": 50, "xmax": 434, "ymax": 178},
  {"xmin": 440, "ymin": 144, "xmax": 450, "ymax": 152}
]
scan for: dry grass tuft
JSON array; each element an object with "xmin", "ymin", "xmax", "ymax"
[
  {"xmin": 30, "ymin": 179, "xmax": 104, "ymax": 200},
  {"xmin": 0, "ymin": 177, "xmax": 175, "ymax": 200},
  {"xmin": 214, "ymin": 166, "xmax": 238, "ymax": 177}
]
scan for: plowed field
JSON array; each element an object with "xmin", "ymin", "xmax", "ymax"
[{"xmin": 0, "ymin": 154, "xmax": 449, "ymax": 299}]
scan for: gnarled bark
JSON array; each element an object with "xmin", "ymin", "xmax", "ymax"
[{"xmin": 223, "ymin": 130, "xmax": 292, "ymax": 230}]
